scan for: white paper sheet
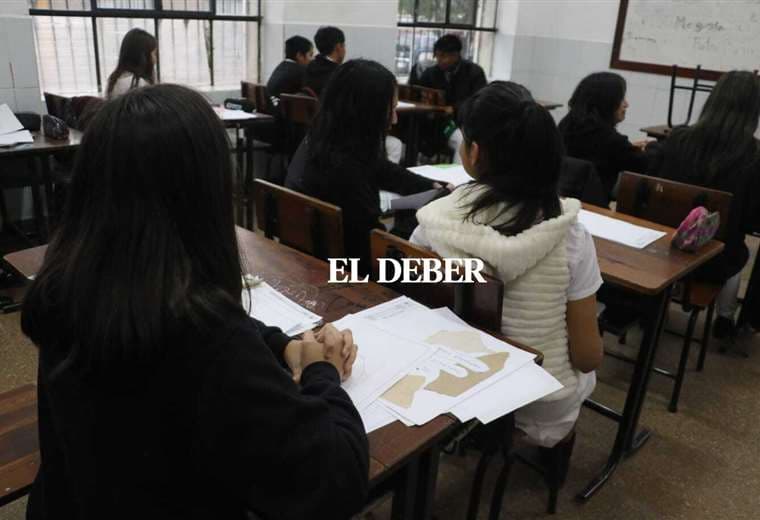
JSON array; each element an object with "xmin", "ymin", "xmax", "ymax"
[
  {"xmin": 242, "ymin": 282, "xmax": 322, "ymax": 336},
  {"xmin": 0, "ymin": 130, "xmax": 33, "ymax": 147},
  {"xmin": 215, "ymin": 107, "xmax": 260, "ymax": 121},
  {"xmin": 0, "ymin": 105, "xmax": 24, "ymax": 136},
  {"xmin": 379, "ymin": 190, "xmax": 400, "ymax": 213},
  {"xmin": 407, "ymin": 164, "xmax": 472, "ymax": 187},
  {"xmin": 331, "ymin": 315, "xmax": 437, "ymax": 411},
  {"xmin": 578, "ymin": 209, "xmax": 667, "ymax": 249},
  {"xmin": 360, "ymin": 402, "xmax": 397, "ymax": 434},
  {"xmin": 397, "ymin": 101, "xmax": 415, "ymax": 109}
]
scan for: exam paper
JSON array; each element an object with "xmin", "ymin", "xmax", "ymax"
[
  {"xmin": 331, "ymin": 315, "xmax": 437, "ymax": 410},
  {"xmin": 578, "ymin": 209, "xmax": 667, "ymax": 249},
  {"xmin": 215, "ymin": 107, "xmax": 260, "ymax": 121},
  {"xmin": 360, "ymin": 402, "xmax": 397, "ymax": 434},
  {"xmin": 0, "ymin": 130, "xmax": 33, "ymax": 147},
  {"xmin": 242, "ymin": 282, "xmax": 322, "ymax": 336},
  {"xmin": 408, "ymin": 164, "xmax": 472, "ymax": 187},
  {"xmin": 397, "ymin": 101, "xmax": 415, "ymax": 109},
  {"xmin": 0, "ymin": 104, "xmax": 23, "ymax": 136}
]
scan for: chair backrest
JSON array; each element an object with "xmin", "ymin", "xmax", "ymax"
[
  {"xmin": 241, "ymin": 81, "xmax": 271, "ymax": 114},
  {"xmin": 616, "ymin": 171, "xmax": 733, "ymax": 241},
  {"xmin": 414, "ymin": 85, "xmax": 446, "ymax": 106},
  {"xmin": 370, "ymin": 230, "xmax": 504, "ymax": 332},
  {"xmin": 397, "ymin": 84, "xmax": 415, "ymax": 102},
  {"xmin": 43, "ymin": 92, "xmax": 72, "ymax": 121},
  {"xmin": 279, "ymin": 93, "xmax": 319, "ymax": 126},
  {"xmin": 253, "ymin": 179, "xmax": 344, "ymax": 259}
]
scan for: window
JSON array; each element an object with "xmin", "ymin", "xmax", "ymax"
[
  {"xmin": 396, "ymin": 0, "xmax": 497, "ymax": 78},
  {"xmin": 29, "ymin": 0, "xmax": 260, "ymax": 95}
]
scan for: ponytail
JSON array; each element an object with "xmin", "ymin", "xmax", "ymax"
[{"xmin": 458, "ymin": 81, "xmax": 563, "ymax": 236}]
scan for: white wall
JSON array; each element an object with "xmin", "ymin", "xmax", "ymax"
[
  {"xmin": 496, "ymin": 0, "xmax": 708, "ymax": 140},
  {"xmin": 260, "ymin": 0, "xmax": 398, "ymax": 81}
]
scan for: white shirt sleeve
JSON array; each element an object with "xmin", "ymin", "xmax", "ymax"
[
  {"xmin": 409, "ymin": 225, "xmax": 433, "ymax": 250},
  {"xmin": 566, "ymin": 221, "xmax": 603, "ymax": 302}
]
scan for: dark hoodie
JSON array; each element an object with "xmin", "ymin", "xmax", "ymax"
[{"xmin": 558, "ymin": 112, "xmax": 653, "ymax": 196}]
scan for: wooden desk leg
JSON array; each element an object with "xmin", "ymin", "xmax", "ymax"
[
  {"xmin": 235, "ymin": 129, "xmax": 245, "ymax": 227},
  {"xmin": 244, "ymin": 131, "xmax": 255, "ymax": 229},
  {"xmin": 577, "ymin": 287, "xmax": 671, "ymax": 501},
  {"xmin": 391, "ymin": 458, "xmax": 419, "ymax": 520},
  {"xmin": 414, "ymin": 445, "xmax": 441, "ymax": 520},
  {"xmin": 29, "ymin": 157, "xmax": 48, "ymax": 243}
]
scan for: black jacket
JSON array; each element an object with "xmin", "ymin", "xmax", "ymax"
[
  {"xmin": 651, "ymin": 128, "xmax": 760, "ymax": 282},
  {"xmin": 413, "ymin": 59, "xmax": 487, "ymax": 115},
  {"xmin": 285, "ymin": 139, "xmax": 436, "ymax": 273},
  {"xmin": 304, "ymin": 55, "xmax": 339, "ymax": 97},
  {"xmin": 27, "ymin": 315, "xmax": 369, "ymax": 520},
  {"xmin": 266, "ymin": 60, "xmax": 306, "ymax": 112},
  {"xmin": 558, "ymin": 156, "xmax": 609, "ymax": 208},
  {"xmin": 559, "ymin": 113, "xmax": 654, "ymax": 197}
]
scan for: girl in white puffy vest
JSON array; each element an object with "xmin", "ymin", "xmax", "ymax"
[{"xmin": 411, "ymin": 81, "xmax": 604, "ymax": 447}]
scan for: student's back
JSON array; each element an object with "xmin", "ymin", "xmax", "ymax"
[
  {"xmin": 105, "ymin": 28, "xmax": 156, "ymax": 99},
  {"xmin": 559, "ymin": 72, "xmax": 651, "ymax": 196},
  {"xmin": 304, "ymin": 26, "xmax": 345, "ymax": 97},
  {"xmin": 22, "ymin": 85, "xmax": 368, "ymax": 520}
]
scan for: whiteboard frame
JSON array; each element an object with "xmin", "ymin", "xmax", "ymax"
[{"xmin": 610, "ymin": 0, "xmax": 724, "ymax": 81}]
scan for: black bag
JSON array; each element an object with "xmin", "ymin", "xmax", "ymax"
[
  {"xmin": 224, "ymin": 98, "xmax": 256, "ymax": 113},
  {"xmin": 42, "ymin": 114, "xmax": 69, "ymax": 140},
  {"xmin": 14, "ymin": 112, "xmax": 41, "ymax": 132}
]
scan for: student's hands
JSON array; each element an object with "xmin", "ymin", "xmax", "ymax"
[
  {"xmin": 317, "ymin": 324, "xmax": 359, "ymax": 381},
  {"xmin": 300, "ymin": 330, "xmax": 348, "ymax": 380},
  {"xmin": 632, "ymin": 139, "xmax": 651, "ymax": 151}
]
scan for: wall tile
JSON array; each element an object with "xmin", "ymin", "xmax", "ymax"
[
  {"xmin": 13, "ymin": 87, "xmax": 43, "ymax": 113},
  {"xmin": 6, "ymin": 18, "xmax": 39, "ymax": 89},
  {"xmin": 0, "ymin": 88, "xmax": 16, "ymax": 110}
]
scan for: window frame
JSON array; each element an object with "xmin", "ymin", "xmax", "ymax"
[
  {"xmin": 397, "ymin": 0, "xmax": 498, "ymax": 32},
  {"xmin": 29, "ymin": 0, "xmax": 262, "ymax": 92}
]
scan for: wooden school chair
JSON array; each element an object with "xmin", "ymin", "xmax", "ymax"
[
  {"xmin": 253, "ymin": 179, "xmax": 344, "ymax": 260},
  {"xmin": 240, "ymin": 81, "xmax": 286, "ymax": 183},
  {"xmin": 610, "ymin": 171, "xmax": 733, "ymax": 412},
  {"xmin": 279, "ymin": 93, "xmax": 319, "ymax": 127},
  {"xmin": 0, "ymin": 384, "xmax": 39, "ymax": 507}
]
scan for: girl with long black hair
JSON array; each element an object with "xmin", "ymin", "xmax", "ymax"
[
  {"xmin": 22, "ymin": 84, "xmax": 367, "ymax": 519},
  {"xmin": 105, "ymin": 28, "xmax": 157, "ymax": 99},
  {"xmin": 653, "ymin": 70, "xmax": 760, "ymax": 337},
  {"xmin": 559, "ymin": 72, "xmax": 654, "ymax": 196},
  {"xmin": 285, "ymin": 59, "xmax": 438, "ymax": 273},
  {"xmin": 411, "ymin": 81, "xmax": 604, "ymax": 447}
]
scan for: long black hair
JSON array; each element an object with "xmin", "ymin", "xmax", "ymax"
[
  {"xmin": 566, "ymin": 72, "xmax": 627, "ymax": 127},
  {"xmin": 106, "ymin": 28, "xmax": 157, "ymax": 98},
  {"xmin": 308, "ymin": 59, "xmax": 396, "ymax": 170},
  {"xmin": 458, "ymin": 81, "xmax": 563, "ymax": 236},
  {"xmin": 668, "ymin": 70, "xmax": 760, "ymax": 185},
  {"xmin": 22, "ymin": 84, "xmax": 244, "ymax": 374}
]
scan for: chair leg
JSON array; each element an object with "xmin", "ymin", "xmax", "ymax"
[
  {"xmin": 669, "ymin": 308, "xmax": 700, "ymax": 413},
  {"xmin": 488, "ymin": 450, "xmax": 514, "ymax": 520},
  {"xmin": 697, "ymin": 302, "xmax": 715, "ymax": 372},
  {"xmin": 466, "ymin": 452, "xmax": 495, "ymax": 520}
]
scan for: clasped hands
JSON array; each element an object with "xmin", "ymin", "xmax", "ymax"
[{"xmin": 283, "ymin": 324, "xmax": 358, "ymax": 383}]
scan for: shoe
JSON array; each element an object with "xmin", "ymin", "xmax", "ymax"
[{"xmin": 713, "ymin": 316, "xmax": 735, "ymax": 339}]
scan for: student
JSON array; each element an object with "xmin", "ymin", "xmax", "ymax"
[
  {"xmin": 304, "ymin": 26, "xmax": 346, "ymax": 97},
  {"xmin": 651, "ymin": 70, "xmax": 760, "ymax": 338},
  {"xmin": 285, "ymin": 59, "xmax": 440, "ymax": 274},
  {"xmin": 267, "ymin": 35, "xmax": 314, "ymax": 111},
  {"xmin": 558, "ymin": 72, "xmax": 653, "ymax": 197},
  {"xmin": 412, "ymin": 34, "xmax": 487, "ymax": 164},
  {"xmin": 22, "ymin": 85, "xmax": 368, "ymax": 519},
  {"xmin": 411, "ymin": 81, "xmax": 604, "ymax": 447},
  {"xmin": 105, "ymin": 28, "xmax": 157, "ymax": 99}
]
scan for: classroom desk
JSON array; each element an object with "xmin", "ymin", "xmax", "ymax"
[
  {"xmin": 396, "ymin": 101, "xmax": 452, "ymax": 167},
  {"xmin": 0, "ymin": 384, "xmax": 38, "ymax": 507},
  {"xmin": 641, "ymin": 124, "xmax": 671, "ymax": 140},
  {"xmin": 0, "ymin": 130, "xmax": 84, "ymax": 242},
  {"xmin": 578, "ymin": 203, "xmax": 723, "ymax": 501}
]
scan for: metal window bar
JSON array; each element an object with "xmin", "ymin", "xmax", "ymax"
[{"xmin": 30, "ymin": 0, "xmax": 260, "ymax": 93}]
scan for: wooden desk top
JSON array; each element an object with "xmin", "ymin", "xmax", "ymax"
[
  {"xmin": 0, "ymin": 384, "xmax": 39, "ymax": 505},
  {"xmin": 0, "ymin": 130, "xmax": 83, "ymax": 158},
  {"xmin": 641, "ymin": 124, "xmax": 671, "ymax": 140},
  {"xmin": 583, "ymin": 203, "xmax": 724, "ymax": 295}
]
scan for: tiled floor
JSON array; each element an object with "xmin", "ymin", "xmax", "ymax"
[{"xmin": 2, "ymin": 241, "xmax": 759, "ymax": 520}]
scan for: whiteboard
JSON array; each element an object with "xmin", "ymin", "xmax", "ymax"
[{"xmin": 613, "ymin": 0, "xmax": 760, "ymax": 77}]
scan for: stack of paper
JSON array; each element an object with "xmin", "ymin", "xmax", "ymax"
[
  {"xmin": 214, "ymin": 106, "xmax": 260, "ymax": 121},
  {"xmin": 578, "ymin": 209, "xmax": 667, "ymax": 249},
  {"xmin": 242, "ymin": 281, "xmax": 322, "ymax": 336},
  {"xmin": 334, "ymin": 297, "xmax": 563, "ymax": 433},
  {"xmin": 0, "ymin": 104, "xmax": 33, "ymax": 147},
  {"xmin": 408, "ymin": 164, "xmax": 472, "ymax": 187}
]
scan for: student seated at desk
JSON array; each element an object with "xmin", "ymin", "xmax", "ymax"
[
  {"xmin": 304, "ymin": 26, "xmax": 345, "ymax": 97},
  {"xmin": 105, "ymin": 28, "xmax": 157, "ymax": 99},
  {"xmin": 285, "ymin": 59, "xmax": 440, "ymax": 275},
  {"xmin": 410, "ymin": 81, "xmax": 604, "ymax": 447},
  {"xmin": 651, "ymin": 70, "xmax": 760, "ymax": 338},
  {"xmin": 559, "ymin": 72, "xmax": 655, "ymax": 197},
  {"xmin": 267, "ymin": 35, "xmax": 314, "ymax": 111},
  {"xmin": 411, "ymin": 34, "xmax": 487, "ymax": 164},
  {"xmin": 21, "ymin": 85, "xmax": 368, "ymax": 520}
]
